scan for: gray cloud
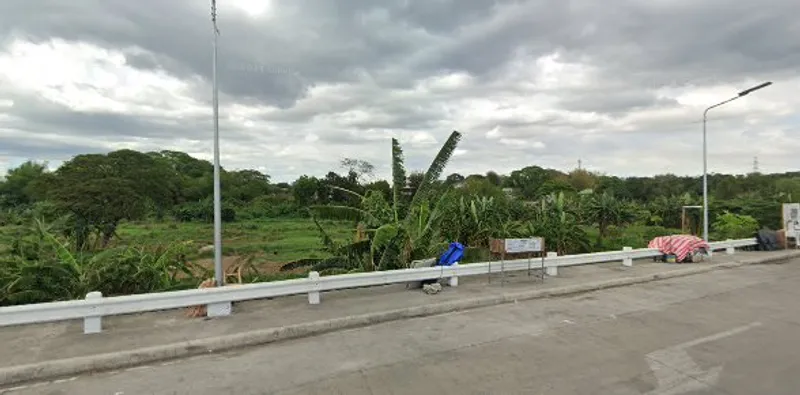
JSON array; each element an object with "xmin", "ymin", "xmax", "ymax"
[
  {"xmin": 559, "ymin": 0, "xmax": 800, "ymax": 86},
  {"xmin": 555, "ymin": 90, "xmax": 681, "ymax": 115},
  {"xmin": 7, "ymin": 101, "xmax": 191, "ymax": 139},
  {"xmin": 0, "ymin": 131, "xmax": 104, "ymax": 159},
  {"xmin": 0, "ymin": 0, "xmax": 798, "ymax": 181}
]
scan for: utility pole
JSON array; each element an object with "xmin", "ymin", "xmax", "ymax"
[{"xmin": 211, "ymin": 0, "xmax": 223, "ymax": 286}]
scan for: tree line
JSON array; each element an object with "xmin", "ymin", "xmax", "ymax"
[
  {"xmin": 285, "ymin": 132, "xmax": 778, "ymax": 274},
  {"xmin": 0, "ymin": 133, "xmax": 794, "ymax": 304},
  {"xmin": 1, "ymin": 147, "xmax": 795, "ymax": 236}
]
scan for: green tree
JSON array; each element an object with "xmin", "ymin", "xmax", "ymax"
[
  {"xmin": 648, "ymin": 194, "xmax": 697, "ymax": 229},
  {"xmin": 323, "ymin": 171, "xmax": 363, "ymax": 205},
  {"xmin": 108, "ymin": 150, "xmax": 181, "ymax": 214},
  {"xmin": 461, "ymin": 177, "xmax": 506, "ymax": 200},
  {"xmin": 537, "ymin": 179, "xmax": 576, "ymax": 196},
  {"xmin": 775, "ymin": 178, "xmax": 800, "ymax": 202},
  {"xmin": 406, "ymin": 172, "xmax": 426, "ymax": 197},
  {"xmin": 485, "ymin": 171, "xmax": 502, "ymax": 186},
  {"xmin": 0, "ymin": 161, "xmax": 49, "ymax": 208},
  {"xmin": 292, "ymin": 175, "xmax": 321, "ymax": 207},
  {"xmin": 364, "ymin": 180, "xmax": 392, "ymax": 202},
  {"xmin": 340, "ymin": 158, "xmax": 375, "ymax": 182},
  {"xmin": 49, "ymin": 150, "xmax": 179, "ymax": 248},
  {"xmin": 567, "ymin": 169, "xmax": 597, "ymax": 192},
  {"xmin": 224, "ymin": 169, "xmax": 271, "ymax": 202},
  {"xmin": 506, "ymin": 166, "xmax": 553, "ymax": 199},
  {"xmin": 150, "ymin": 150, "xmax": 213, "ymax": 202},
  {"xmin": 445, "ymin": 173, "xmax": 465, "ymax": 185}
]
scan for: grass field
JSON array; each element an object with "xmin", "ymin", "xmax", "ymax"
[
  {"xmin": 1, "ymin": 219, "xmax": 676, "ymax": 258},
  {"xmin": 0, "ymin": 218, "xmax": 356, "ymax": 276},
  {"xmin": 1, "ymin": 218, "xmax": 679, "ymax": 281},
  {"xmin": 116, "ymin": 218, "xmax": 354, "ymax": 261}
]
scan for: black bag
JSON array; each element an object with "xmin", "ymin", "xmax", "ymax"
[{"xmin": 756, "ymin": 229, "xmax": 779, "ymax": 251}]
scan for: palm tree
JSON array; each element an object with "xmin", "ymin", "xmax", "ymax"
[{"xmin": 304, "ymin": 131, "xmax": 462, "ymax": 272}]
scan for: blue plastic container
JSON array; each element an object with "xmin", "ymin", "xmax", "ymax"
[{"xmin": 437, "ymin": 242, "xmax": 465, "ymax": 266}]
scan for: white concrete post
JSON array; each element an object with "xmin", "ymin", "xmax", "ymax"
[
  {"xmin": 725, "ymin": 239, "xmax": 735, "ymax": 255},
  {"xmin": 308, "ymin": 271, "xmax": 321, "ymax": 305},
  {"xmin": 84, "ymin": 291, "xmax": 103, "ymax": 334},
  {"xmin": 622, "ymin": 246, "xmax": 633, "ymax": 267},
  {"xmin": 545, "ymin": 252, "xmax": 558, "ymax": 276},
  {"xmin": 448, "ymin": 263, "xmax": 459, "ymax": 287},
  {"xmin": 207, "ymin": 298, "xmax": 232, "ymax": 318}
]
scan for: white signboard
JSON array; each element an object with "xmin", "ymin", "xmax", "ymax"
[
  {"xmin": 504, "ymin": 237, "xmax": 544, "ymax": 253},
  {"xmin": 783, "ymin": 203, "xmax": 800, "ymax": 239}
]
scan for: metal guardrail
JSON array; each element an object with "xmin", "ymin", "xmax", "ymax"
[
  {"xmin": 710, "ymin": 238, "xmax": 758, "ymax": 249},
  {"xmin": 0, "ymin": 238, "xmax": 758, "ymax": 333}
]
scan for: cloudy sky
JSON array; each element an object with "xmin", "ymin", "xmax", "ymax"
[{"xmin": 0, "ymin": 0, "xmax": 798, "ymax": 182}]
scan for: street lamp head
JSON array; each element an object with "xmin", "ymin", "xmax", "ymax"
[
  {"xmin": 738, "ymin": 81, "xmax": 772, "ymax": 97},
  {"xmin": 702, "ymin": 80, "xmax": 771, "ymax": 243}
]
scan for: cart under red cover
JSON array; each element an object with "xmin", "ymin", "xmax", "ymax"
[{"xmin": 647, "ymin": 235, "xmax": 710, "ymax": 262}]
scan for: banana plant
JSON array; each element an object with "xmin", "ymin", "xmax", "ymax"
[
  {"xmin": 527, "ymin": 192, "xmax": 590, "ymax": 255},
  {"xmin": 308, "ymin": 131, "xmax": 462, "ymax": 271}
]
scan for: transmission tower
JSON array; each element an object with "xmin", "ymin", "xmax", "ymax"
[{"xmin": 753, "ymin": 156, "xmax": 760, "ymax": 174}]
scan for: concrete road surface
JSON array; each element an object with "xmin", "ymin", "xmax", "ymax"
[{"xmin": 4, "ymin": 262, "xmax": 800, "ymax": 395}]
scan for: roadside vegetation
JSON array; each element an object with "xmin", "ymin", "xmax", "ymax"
[{"xmin": 0, "ymin": 131, "xmax": 787, "ymax": 305}]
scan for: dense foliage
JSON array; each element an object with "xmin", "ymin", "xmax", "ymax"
[
  {"xmin": 0, "ymin": 136, "xmax": 792, "ymax": 304},
  {"xmin": 0, "ymin": 218, "xmax": 202, "ymax": 305},
  {"xmin": 1, "ymin": 148, "xmax": 791, "ymax": 232}
]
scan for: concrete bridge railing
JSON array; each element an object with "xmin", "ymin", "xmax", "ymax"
[{"xmin": 0, "ymin": 238, "xmax": 757, "ymax": 334}]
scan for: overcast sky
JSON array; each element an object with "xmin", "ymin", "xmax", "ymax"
[{"xmin": 0, "ymin": 0, "xmax": 798, "ymax": 182}]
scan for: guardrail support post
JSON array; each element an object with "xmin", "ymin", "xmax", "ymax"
[
  {"xmin": 84, "ymin": 291, "xmax": 103, "ymax": 334},
  {"xmin": 448, "ymin": 263, "xmax": 459, "ymax": 287},
  {"xmin": 207, "ymin": 298, "xmax": 232, "ymax": 318},
  {"xmin": 545, "ymin": 252, "xmax": 558, "ymax": 276},
  {"xmin": 623, "ymin": 246, "xmax": 633, "ymax": 267},
  {"xmin": 308, "ymin": 271, "xmax": 321, "ymax": 305},
  {"xmin": 726, "ymin": 239, "xmax": 735, "ymax": 255}
]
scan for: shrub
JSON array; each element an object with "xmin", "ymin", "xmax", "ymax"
[
  {"xmin": 173, "ymin": 199, "xmax": 236, "ymax": 222},
  {"xmin": 0, "ymin": 209, "xmax": 21, "ymax": 226},
  {"xmin": 236, "ymin": 195, "xmax": 302, "ymax": 220},
  {"xmin": 712, "ymin": 211, "xmax": 759, "ymax": 240},
  {"xmin": 595, "ymin": 225, "xmax": 678, "ymax": 251},
  {"xmin": 0, "ymin": 219, "xmax": 202, "ymax": 306},
  {"xmin": 82, "ymin": 242, "xmax": 199, "ymax": 296}
]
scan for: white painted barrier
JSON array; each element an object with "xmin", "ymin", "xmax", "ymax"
[{"xmin": 0, "ymin": 238, "xmax": 758, "ymax": 333}]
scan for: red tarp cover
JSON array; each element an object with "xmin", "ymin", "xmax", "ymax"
[{"xmin": 648, "ymin": 235, "xmax": 710, "ymax": 262}]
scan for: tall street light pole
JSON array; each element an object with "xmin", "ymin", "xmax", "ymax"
[
  {"xmin": 211, "ymin": 0, "xmax": 223, "ymax": 286},
  {"xmin": 702, "ymin": 81, "xmax": 772, "ymax": 243}
]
